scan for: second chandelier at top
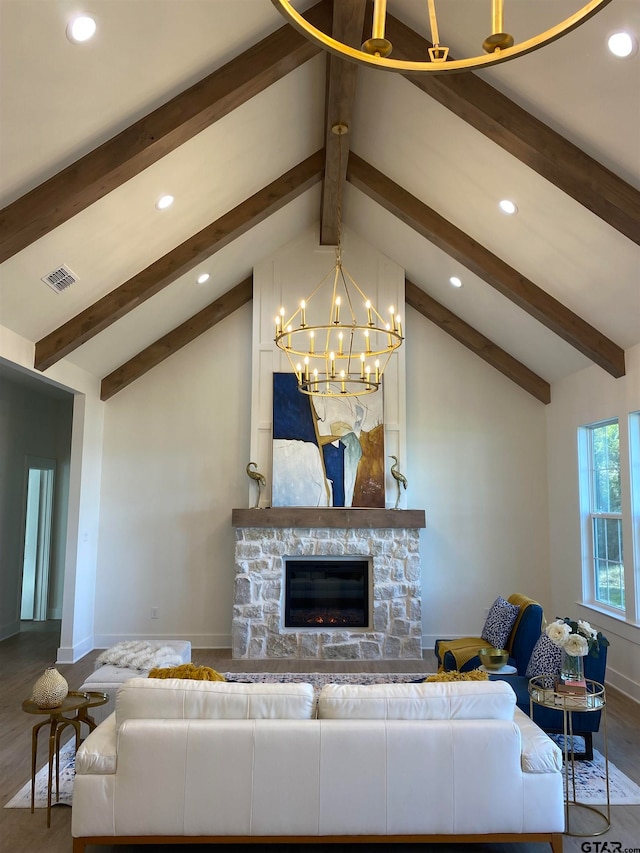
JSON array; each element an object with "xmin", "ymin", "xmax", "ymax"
[{"xmin": 272, "ymin": 0, "xmax": 612, "ymax": 74}]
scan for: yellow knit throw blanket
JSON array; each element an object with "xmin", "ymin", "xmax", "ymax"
[
  {"xmin": 424, "ymin": 670, "xmax": 488, "ymax": 682},
  {"xmin": 148, "ymin": 663, "xmax": 226, "ymax": 681},
  {"xmin": 437, "ymin": 638, "xmax": 496, "ymax": 672},
  {"xmin": 437, "ymin": 594, "xmax": 536, "ymax": 672}
]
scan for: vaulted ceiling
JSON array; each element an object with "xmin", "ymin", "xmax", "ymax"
[{"xmin": 1, "ymin": 0, "xmax": 638, "ymax": 404}]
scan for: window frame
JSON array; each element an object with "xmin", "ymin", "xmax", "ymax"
[{"xmin": 579, "ymin": 418, "xmax": 625, "ymax": 616}]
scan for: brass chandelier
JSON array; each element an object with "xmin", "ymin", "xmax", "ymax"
[
  {"xmin": 272, "ymin": 0, "xmax": 612, "ymax": 74},
  {"xmin": 274, "ymin": 126, "xmax": 402, "ymax": 398}
]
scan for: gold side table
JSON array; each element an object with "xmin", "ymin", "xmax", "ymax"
[
  {"xmin": 22, "ymin": 689, "xmax": 107, "ymax": 827},
  {"xmin": 528, "ymin": 675, "xmax": 609, "ymax": 837}
]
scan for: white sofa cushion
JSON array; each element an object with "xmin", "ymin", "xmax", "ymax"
[
  {"xmin": 115, "ymin": 678, "xmax": 315, "ymax": 730},
  {"xmin": 318, "ymin": 680, "xmax": 516, "ymax": 720}
]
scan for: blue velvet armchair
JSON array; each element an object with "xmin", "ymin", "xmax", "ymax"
[{"xmin": 435, "ymin": 593, "xmax": 543, "ymax": 675}]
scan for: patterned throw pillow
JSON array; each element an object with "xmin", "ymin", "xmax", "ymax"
[
  {"xmin": 525, "ymin": 633, "xmax": 563, "ymax": 679},
  {"xmin": 481, "ymin": 596, "xmax": 519, "ymax": 649}
]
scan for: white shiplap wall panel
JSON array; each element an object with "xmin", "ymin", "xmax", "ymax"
[{"xmin": 251, "ymin": 226, "xmax": 406, "ymax": 508}]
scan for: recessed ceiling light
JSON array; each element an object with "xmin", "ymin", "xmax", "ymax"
[
  {"xmin": 155, "ymin": 194, "xmax": 174, "ymax": 210},
  {"xmin": 66, "ymin": 15, "xmax": 97, "ymax": 43},
  {"xmin": 499, "ymin": 199, "xmax": 518, "ymax": 215},
  {"xmin": 449, "ymin": 276, "xmax": 463, "ymax": 288},
  {"xmin": 607, "ymin": 31, "xmax": 637, "ymax": 58},
  {"xmin": 197, "ymin": 273, "xmax": 210, "ymax": 285}
]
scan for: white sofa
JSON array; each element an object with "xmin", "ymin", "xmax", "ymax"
[{"xmin": 71, "ymin": 678, "xmax": 564, "ymax": 853}]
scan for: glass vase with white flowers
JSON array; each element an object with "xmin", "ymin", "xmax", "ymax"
[{"xmin": 545, "ymin": 618, "xmax": 609, "ymax": 684}]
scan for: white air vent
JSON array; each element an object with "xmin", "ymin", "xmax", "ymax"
[{"xmin": 41, "ymin": 265, "xmax": 78, "ymax": 293}]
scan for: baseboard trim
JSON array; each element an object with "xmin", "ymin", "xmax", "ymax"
[
  {"xmin": 0, "ymin": 620, "xmax": 19, "ymax": 642},
  {"xmin": 57, "ymin": 635, "xmax": 94, "ymax": 664},
  {"xmin": 605, "ymin": 665, "xmax": 640, "ymax": 704},
  {"xmin": 423, "ymin": 633, "xmax": 453, "ymax": 649}
]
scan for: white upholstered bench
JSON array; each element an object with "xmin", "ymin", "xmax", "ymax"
[{"xmin": 79, "ymin": 640, "xmax": 191, "ymax": 724}]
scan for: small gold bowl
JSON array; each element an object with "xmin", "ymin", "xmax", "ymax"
[{"xmin": 478, "ymin": 647, "xmax": 509, "ymax": 671}]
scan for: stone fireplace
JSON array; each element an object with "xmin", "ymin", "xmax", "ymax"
[{"xmin": 232, "ymin": 508, "xmax": 426, "ymax": 660}]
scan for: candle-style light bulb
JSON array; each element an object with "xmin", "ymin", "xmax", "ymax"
[
  {"xmin": 389, "ymin": 305, "xmax": 396, "ymax": 332},
  {"xmin": 396, "ymin": 314, "xmax": 402, "ymax": 338},
  {"xmin": 365, "ymin": 329, "xmax": 371, "ymax": 354},
  {"xmin": 386, "ymin": 322, "xmax": 392, "ymax": 346},
  {"xmin": 286, "ymin": 324, "xmax": 292, "ymax": 348},
  {"xmin": 334, "ymin": 296, "xmax": 341, "ymax": 325},
  {"xmin": 309, "ymin": 330, "xmax": 315, "ymax": 354},
  {"xmin": 296, "ymin": 363, "xmax": 302, "ymax": 381},
  {"xmin": 366, "ymin": 300, "xmax": 373, "ymax": 326},
  {"xmin": 338, "ymin": 331, "xmax": 343, "ymax": 355},
  {"xmin": 329, "ymin": 351, "xmax": 336, "ymax": 378},
  {"xmin": 275, "ymin": 315, "xmax": 281, "ymax": 338},
  {"xmin": 304, "ymin": 356, "xmax": 310, "ymax": 381},
  {"xmin": 340, "ymin": 369, "xmax": 346, "ymax": 394},
  {"xmin": 365, "ymin": 364, "xmax": 371, "ymax": 390},
  {"xmin": 360, "ymin": 352, "xmax": 365, "ymax": 379},
  {"xmin": 313, "ymin": 368, "xmax": 319, "ymax": 392},
  {"xmin": 300, "ymin": 300, "xmax": 306, "ymax": 327},
  {"xmin": 375, "ymin": 359, "xmax": 380, "ymax": 384}
]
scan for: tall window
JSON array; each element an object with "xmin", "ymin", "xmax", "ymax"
[{"xmin": 585, "ymin": 420, "xmax": 625, "ymax": 610}]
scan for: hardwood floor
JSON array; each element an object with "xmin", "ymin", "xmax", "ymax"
[{"xmin": 1, "ymin": 623, "xmax": 639, "ymax": 853}]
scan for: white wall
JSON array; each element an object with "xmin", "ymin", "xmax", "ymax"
[
  {"xmin": 91, "ymin": 234, "xmax": 552, "ymax": 651},
  {"xmin": 93, "ymin": 305, "xmax": 252, "ymax": 647},
  {"xmin": 547, "ymin": 343, "xmax": 640, "ymax": 701},
  {"xmin": 406, "ymin": 309, "xmax": 552, "ymax": 647},
  {"xmin": 4, "ymin": 262, "xmax": 637, "ymax": 701}
]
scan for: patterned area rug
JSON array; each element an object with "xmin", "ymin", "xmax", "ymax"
[
  {"xmin": 5, "ymin": 740, "xmax": 76, "ymax": 809},
  {"xmin": 6, "ymin": 672, "xmax": 640, "ymax": 809},
  {"xmin": 223, "ymin": 670, "xmax": 428, "ymax": 691}
]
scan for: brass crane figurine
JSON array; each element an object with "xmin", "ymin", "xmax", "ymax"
[
  {"xmin": 246, "ymin": 462, "xmax": 266, "ymax": 509},
  {"xmin": 389, "ymin": 455, "xmax": 408, "ymax": 510}
]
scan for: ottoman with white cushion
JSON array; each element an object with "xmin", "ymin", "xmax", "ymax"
[{"xmin": 79, "ymin": 640, "xmax": 191, "ymax": 724}]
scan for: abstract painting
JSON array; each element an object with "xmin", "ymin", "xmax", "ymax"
[{"xmin": 272, "ymin": 372, "xmax": 384, "ymax": 508}]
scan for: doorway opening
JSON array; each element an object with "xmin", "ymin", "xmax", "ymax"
[{"xmin": 20, "ymin": 459, "xmax": 56, "ymax": 622}]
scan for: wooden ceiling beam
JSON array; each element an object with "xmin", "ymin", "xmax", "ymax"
[
  {"xmin": 320, "ymin": 0, "xmax": 366, "ymax": 246},
  {"xmin": 35, "ymin": 150, "xmax": 325, "ymax": 371},
  {"xmin": 0, "ymin": 1, "xmax": 333, "ymax": 263},
  {"xmin": 348, "ymin": 153, "xmax": 625, "ymax": 378},
  {"xmin": 406, "ymin": 279, "xmax": 551, "ymax": 404},
  {"xmin": 100, "ymin": 277, "xmax": 253, "ymax": 400},
  {"xmin": 384, "ymin": 14, "xmax": 640, "ymax": 246}
]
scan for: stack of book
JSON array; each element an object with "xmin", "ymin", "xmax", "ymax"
[{"xmin": 555, "ymin": 675, "xmax": 587, "ymax": 695}]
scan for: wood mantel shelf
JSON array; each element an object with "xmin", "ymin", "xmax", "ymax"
[{"xmin": 232, "ymin": 507, "xmax": 426, "ymax": 529}]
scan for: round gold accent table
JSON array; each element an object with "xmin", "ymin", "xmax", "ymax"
[
  {"xmin": 22, "ymin": 690, "xmax": 107, "ymax": 827},
  {"xmin": 528, "ymin": 676, "xmax": 609, "ymax": 837}
]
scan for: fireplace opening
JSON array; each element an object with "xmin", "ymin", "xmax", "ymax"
[{"xmin": 284, "ymin": 558, "xmax": 370, "ymax": 628}]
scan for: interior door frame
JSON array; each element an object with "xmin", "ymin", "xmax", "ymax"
[{"xmin": 19, "ymin": 455, "xmax": 57, "ymax": 623}]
